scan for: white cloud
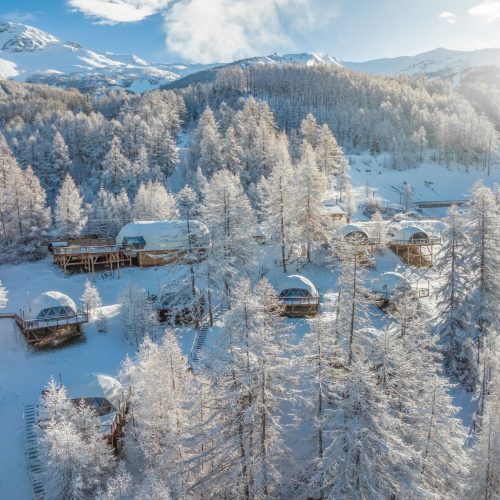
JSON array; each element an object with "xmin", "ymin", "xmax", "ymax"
[
  {"xmin": 437, "ymin": 11, "xmax": 457, "ymax": 24},
  {"xmin": 468, "ymin": 1, "xmax": 500, "ymax": 23},
  {"xmin": 67, "ymin": 0, "xmax": 338, "ymax": 62},
  {"xmin": 67, "ymin": 0, "xmax": 170, "ymax": 23}
]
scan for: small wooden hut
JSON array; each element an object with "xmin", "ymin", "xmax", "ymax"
[
  {"xmin": 390, "ymin": 225, "xmax": 439, "ymax": 266},
  {"xmin": 16, "ymin": 291, "xmax": 87, "ymax": 348},
  {"xmin": 277, "ymin": 275, "xmax": 319, "ymax": 317},
  {"xmin": 116, "ymin": 220, "xmax": 209, "ymax": 267},
  {"xmin": 323, "ymin": 199, "xmax": 346, "ymax": 222}
]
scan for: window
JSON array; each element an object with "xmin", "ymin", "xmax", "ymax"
[
  {"xmin": 37, "ymin": 306, "xmax": 75, "ymax": 319},
  {"xmin": 122, "ymin": 236, "xmax": 146, "ymax": 249},
  {"xmin": 279, "ymin": 288, "xmax": 311, "ymax": 298}
]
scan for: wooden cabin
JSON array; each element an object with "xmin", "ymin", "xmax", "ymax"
[
  {"xmin": 277, "ymin": 275, "xmax": 319, "ymax": 317},
  {"xmin": 69, "ymin": 374, "xmax": 128, "ymax": 453},
  {"xmin": 389, "ymin": 225, "xmax": 440, "ymax": 267},
  {"xmin": 153, "ymin": 283, "xmax": 205, "ymax": 324},
  {"xmin": 116, "ymin": 220, "xmax": 209, "ymax": 267},
  {"xmin": 15, "ymin": 291, "xmax": 87, "ymax": 348}
]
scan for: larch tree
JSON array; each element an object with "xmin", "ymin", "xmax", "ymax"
[
  {"xmin": 259, "ymin": 132, "xmax": 299, "ymax": 272},
  {"xmin": 435, "ymin": 205, "xmax": 477, "ymax": 391},
  {"xmin": 133, "ymin": 181, "xmax": 179, "ymax": 220},
  {"xmin": 222, "ymin": 125, "xmax": 243, "ymax": 175},
  {"xmin": 102, "ymin": 136, "xmax": 132, "ymax": 195},
  {"xmin": 300, "ymin": 113, "xmax": 319, "ymax": 147},
  {"xmin": 80, "ymin": 279, "xmax": 102, "ymax": 318},
  {"xmin": 295, "ymin": 141, "xmax": 331, "ymax": 263},
  {"xmin": 0, "ymin": 280, "xmax": 7, "ymax": 309},
  {"xmin": 50, "ymin": 130, "xmax": 72, "ymax": 199},
  {"xmin": 195, "ymin": 279, "xmax": 293, "ymax": 498},
  {"xmin": 54, "ymin": 173, "xmax": 87, "ymax": 238},
  {"xmin": 467, "ymin": 183, "xmax": 500, "ymax": 416},
  {"xmin": 197, "ymin": 107, "xmax": 223, "ymax": 179},
  {"xmin": 201, "ymin": 170, "xmax": 256, "ymax": 303}
]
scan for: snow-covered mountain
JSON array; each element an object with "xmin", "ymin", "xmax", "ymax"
[
  {"xmin": 0, "ymin": 22, "xmax": 212, "ymax": 93},
  {"xmin": 344, "ymin": 47, "xmax": 500, "ymax": 78}
]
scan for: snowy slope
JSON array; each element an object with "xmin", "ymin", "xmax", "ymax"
[{"xmin": 344, "ymin": 47, "xmax": 500, "ymax": 78}]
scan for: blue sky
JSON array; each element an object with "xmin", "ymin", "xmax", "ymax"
[{"xmin": 2, "ymin": 0, "xmax": 500, "ymax": 63}]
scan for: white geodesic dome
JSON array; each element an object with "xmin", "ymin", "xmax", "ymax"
[
  {"xmin": 342, "ymin": 224, "xmax": 369, "ymax": 239},
  {"xmin": 277, "ymin": 275, "xmax": 318, "ymax": 298},
  {"xmin": 394, "ymin": 225, "xmax": 429, "ymax": 243},
  {"xmin": 70, "ymin": 374, "xmax": 124, "ymax": 414},
  {"xmin": 27, "ymin": 291, "xmax": 77, "ymax": 320},
  {"xmin": 370, "ymin": 272, "xmax": 410, "ymax": 297},
  {"xmin": 116, "ymin": 220, "xmax": 208, "ymax": 251}
]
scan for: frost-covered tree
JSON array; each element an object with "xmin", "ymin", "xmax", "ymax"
[
  {"xmin": 300, "ymin": 113, "xmax": 319, "ymax": 147},
  {"xmin": 125, "ymin": 331, "xmax": 194, "ymax": 492},
  {"xmin": 197, "ymin": 107, "xmax": 223, "ymax": 178},
  {"xmin": 102, "ymin": 136, "xmax": 132, "ymax": 195},
  {"xmin": 195, "ymin": 279, "xmax": 293, "ymax": 498},
  {"xmin": 0, "ymin": 280, "xmax": 7, "ymax": 309},
  {"xmin": 402, "ymin": 182, "xmax": 413, "ymax": 211},
  {"xmin": 469, "ymin": 372, "xmax": 500, "ymax": 499},
  {"xmin": 50, "ymin": 131, "xmax": 72, "ymax": 196},
  {"xmin": 120, "ymin": 285, "xmax": 159, "ymax": 347},
  {"xmin": 38, "ymin": 379, "xmax": 114, "ymax": 499},
  {"xmin": 259, "ymin": 133, "xmax": 299, "ymax": 272},
  {"xmin": 467, "ymin": 183, "xmax": 500, "ymax": 414},
  {"xmin": 54, "ymin": 173, "xmax": 87, "ymax": 238},
  {"xmin": 222, "ymin": 126, "xmax": 243, "ymax": 175},
  {"xmin": 315, "ymin": 124, "xmax": 344, "ymax": 178},
  {"xmin": 436, "ymin": 205, "xmax": 477, "ymax": 391},
  {"xmin": 80, "ymin": 279, "xmax": 102, "ymax": 318},
  {"xmin": 201, "ymin": 170, "xmax": 256, "ymax": 302},
  {"xmin": 295, "ymin": 141, "xmax": 331, "ymax": 262},
  {"xmin": 134, "ymin": 181, "xmax": 178, "ymax": 220}
]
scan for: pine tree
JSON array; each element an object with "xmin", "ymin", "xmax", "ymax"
[
  {"xmin": 300, "ymin": 113, "xmax": 319, "ymax": 147},
  {"xmin": 54, "ymin": 174, "xmax": 87, "ymax": 238},
  {"xmin": 51, "ymin": 130, "xmax": 72, "ymax": 198},
  {"xmin": 222, "ymin": 126, "xmax": 243, "ymax": 175}
]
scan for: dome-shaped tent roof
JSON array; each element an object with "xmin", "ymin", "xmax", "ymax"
[
  {"xmin": 277, "ymin": 275, "xmax": 318, "ymax": 298},
  {"xmin": 370, "ymin": 272, "xmax": 410, "ymax": 296},
  {"xmin": 27, "ymin": 291, "xmax": 77, "ymax": 320},
  {"xmin": 70, "ymin": 374, "xmax": 124, "ymax": 413},
  {"xmin": 393, "ymin": 225, "xmax": 429, "ymax": 243},
  {"xmin": 342, "ymin": 224, "xmax": 369, "ymax": 239},
  {"xmin": 116, "ymin": 220, "xmax": 209, "ymax": 251}
]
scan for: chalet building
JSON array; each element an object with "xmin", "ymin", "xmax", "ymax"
[
  {"xmin": 116, "ymin": 220, "xmax": 209, "ymax": 267},
  {"xmin": 323, "ymin": 199, "xmax": 346, "ymax": 222},
  {"xmin": 277, "ymin": 275, "xmax": 319, "ymax": 317}
]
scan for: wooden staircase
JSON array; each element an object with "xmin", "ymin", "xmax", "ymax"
[
  {"xmin": 190, "ymin": 303, "xmax": 228, "ymax": 365},
  {"xmin": 23, "ymin": 403, "xmax": 45, "ymax": 499}
]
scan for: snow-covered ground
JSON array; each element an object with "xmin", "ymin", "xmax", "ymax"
[
  {"xmin": 0, "ymin": 158, "xmax": 490, "ymax": 498},
  {"xmin": 0, "ymin": 260, "xmax": 195, "ymax": 499},
  {"xmin": 350, "ymin": 156, "xmax": 500, "ymax": 218}
]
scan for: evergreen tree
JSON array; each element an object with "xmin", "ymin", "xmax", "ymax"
[
  {"xmin": 102, "ymin": 136, "xmax": 132, "ymax": 195},
  {"xmin": 80, "ymin": 279, "xmax": 102, "ymax": 318},
  {"xmin": 0, "ymin": 280, "xmax": 7, "ymax": 309}
]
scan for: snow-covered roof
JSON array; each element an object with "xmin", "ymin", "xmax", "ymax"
[
  {"xmin": 323, "ymin": 201, "xmax": 345, "ymax": 215},
  {"xmin": 370, "ymin": 272, "xmax": 410, "ymax": 296},
  {"xmin": 116, "ymin": 220, "xmax": 208, "ymax": 251},
  {"xmin": 26, "ymin": 291, "xmax": 77, "ymax": 320},
  {"xmin": 276, "ymin": 275, "xmax": 318, "ymax": 297},
  {"xmin": 70, "ymin": 374, "xmax": 124, "ymax": 412},
  {"xmin": 393, "ymin": 225, "xmax": 429, "ymax": 243},
  {"xmin": 342, "ymin": 224, "xmax": 369, "ymax": 238}
]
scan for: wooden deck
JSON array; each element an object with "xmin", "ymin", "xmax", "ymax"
[
  {"xmin": 281, "ymin": 297, "xmax": 319, "ymax": 318},
  {"xmin": 53, "ymin": 245, "xmax": 133, "ymax": 273},
  {"xmin": 389, "ymin": 238, "xmax": 440, "ymax": 267},
  {"xmin": 0, "ymin": 312, "xmax": 88, "ymax": 348}
]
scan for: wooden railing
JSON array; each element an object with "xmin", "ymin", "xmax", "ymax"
[
  {"xmin": 391, "ymin": 237, "xmax": 441, "ymax": 245},
  {"xmin": 281, "ymin": 296, "xmax": 320, "ymax": 305},
  {"xmin": 18, "ymin": 312, "xmax": 89, "ymax": 331},
  {"xmin": 53, "ymin": 245, "xmax": 122, "ymax": 255}
]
